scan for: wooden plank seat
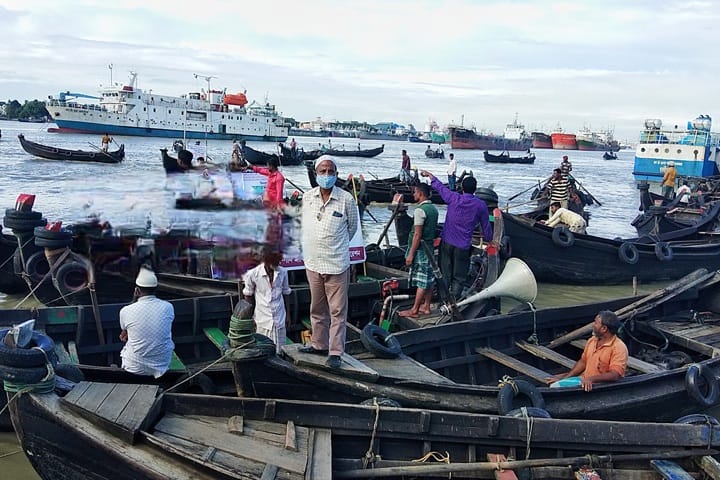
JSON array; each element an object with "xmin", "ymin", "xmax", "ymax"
[
  {"xmin": 203, "ymin": 327, "xmax": 229, "ymax": 351},
  {"xmin": 569, "ymin": 339, "xmax": 664, "ymax": 374},
  {"xmin": 514, "ymin": 340, "xmax": 576, "ymax": 369},
  {"xmin": 54, "ymin": 341, "xmax": 75, "ymax": 365},
  {"xmin": 475, "ymin": 347, "xmax": 552, "ymax": 384},
  {"xmin": 168, "ymin": 351, "xmax": 187, "ymax": 373}
]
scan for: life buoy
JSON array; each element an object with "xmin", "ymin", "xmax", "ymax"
[
  {"xmin": 361, "ymin": 324, "xmax": 401, "ymax": 359},
  {"xmin": 654, "ymin": 242, "xmax": 674, "ymax": 262},
  {"xmin": 551, "ymin": 226, "xmax": 575, "ymax": 248},
  {"xmin": 618, "ymin": 242, "xmax": 640, "ymax": 264},
  {"xmin": 24, "ymin": 251, "xmax": 51, "ymax": 283},
  {"xmin": 0, "ymin": 329, "xmax": 57, "ymax": 368},
  {"xmin": 685, "ymin": 363, "xmax": 719, "ymax": 407},
  {"xmin": 505, "ymin": 406, "xmax": 552, "ymax": 418},
  {"xmin": 499, "ymin": 235, "xmax": 512, "ymax": 259},
  {"xmin": 53, "ymin": 261, "xmax": 90, "ymax": 294},
  {"xmin": 497, "ymin": 379, "xmax": 545, "ymax": 414},
  {"xmin": 674, "ymin": 414, "xmax": 720, "ymax": 426}
]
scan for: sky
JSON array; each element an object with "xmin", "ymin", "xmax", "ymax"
[{"xmin": 1, "ymin": 0, "xmax": 719, "ymax": 142}]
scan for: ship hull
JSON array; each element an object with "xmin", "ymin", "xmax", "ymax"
[
  {"xmin": 551, "ymin": 133, "xmax": 577, "ymax": 150},
  {"xmin": 449, "ymin": 127, "xmax": 532, "ymax": 150},
  {"xmin": 576, "ymin": 139, "xmax": 606, "ymax": 151},
  {"xmin": 531, "ymin": 132, "xmax": 553, "ymax": 149}
]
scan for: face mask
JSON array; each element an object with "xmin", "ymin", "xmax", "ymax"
[{"xmin": 316, "ymin": 174, "xmax": 337, "ymax": 189}]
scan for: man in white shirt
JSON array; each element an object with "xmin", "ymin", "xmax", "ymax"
[
  {"xmin": 543, "ymin": 201, "xmax": 587, "ymax": 234},
  {"xmin": 119, "ymin": 268, "xmax": 175, "ymax": 378},
  {"xmin": 243, "ymin": 248, "xmax": 292, "ymax": 353},
  {"xmin": 676, "ymin": 180, "xmax": 692, "ymax": 203},
  {"xmin": 447, "ymin": 153, "xmax": 457, "ymax": 191}
]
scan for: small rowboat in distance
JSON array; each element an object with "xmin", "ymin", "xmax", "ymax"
[
  {"xmin": 17, "ymin": 134, "xmax": 124, "ymax": 163},
  {"xmin": 484, "ymin": 150, "xmax": 535, "ymax": 164}
]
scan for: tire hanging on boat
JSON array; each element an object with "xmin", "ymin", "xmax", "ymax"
[
  {"xmin": 618, "ymin": 242, "xmax": 640, "ymax": 265},
  {"xmin": 361, "ymin": 324, "xmax": 402, "ymax": 359},
  {"xmin": 53, "ymin": 261, "xmax": 90, "ymax": 295},
  {"xmin": 497, "ymin": 379, "xmax": 545, "ymax": 415},
  {"xmin": 24, "ymin": 251, "xmax": 51, "ymax": 283},
  {"xmin": 685, "ymin": 363, "xmax": 720, "ymax": 407},
  {"xmin": 673, "ymin": 414, "xmax": 720, "ymax": 426},
  {"xmin": 654, "ymin": 242, "xmax": 674, "ymax": 262},
  {"xmin": 551, "ymin": 226, "xmax": 575, "ymax": 248},
  {"xmin": 0, "ymin": 329, "xmax": 57, "ymax": 368}
]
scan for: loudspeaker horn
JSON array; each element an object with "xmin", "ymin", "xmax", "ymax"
[{"xmin": 456, "ymin": 257, "xmax": 537, "ymax": 308}]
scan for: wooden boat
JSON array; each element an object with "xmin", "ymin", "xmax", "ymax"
[
  {"xmin": 230, "ymin": 269, "xmax": 720, "ymax": 421},
  {"xmin": 503, "ymin": 211, "xmax": 720, "ymax": 284},
  {"xmin": 277, "ymin": 144, "xmax": 319, "ymax": 164},
  {"xmin": 603, "ymin": 151, "xmax": 618, "ymax": 160},
  {"xmin": 8, "ymin": 381, "xmax": 720, "ymax": 480},
  {"xmin": 0, "ymin": 232, "xmax": 29, "ymax": 294},
  {"xmin": 18, "ymin": 134, "xmax": 124, "ymax": 163},
  {"xmin": 324, "ymin": 144, "xmax": 384, "ymax": 158},
  {"xmin": 241, "ymin": 144, "xmax": 280, "ymax": 166},
  {"xmin": 425, "ymin": 147, "xmax": 444, "ymax": 159},
  {"xmin": 484, "ymin": 150, "xmax": 535, "ymax": 164}
]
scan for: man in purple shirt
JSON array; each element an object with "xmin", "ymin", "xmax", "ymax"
[{"xmin": 420, "ymin": 169, "xmax": 492, "ymax": 299}]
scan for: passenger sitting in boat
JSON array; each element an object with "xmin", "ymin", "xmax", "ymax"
[
  {"xmin": 566, "ymin": 186, "xmax": 585, "ymax": 215},
  {"xmin": 541, "ymin": 201, "xmax": 587, "ymax": 234},
  {"xmin": 118, "ymin": 268, "xmax": 175, "ymax": 379},
  {"xmin": 676, "ymin": 180, "xmax": 691, "ymax": 203},
  {"xmin": 546, "ymin": 310, "xmax": 628, "ymax": 392}
]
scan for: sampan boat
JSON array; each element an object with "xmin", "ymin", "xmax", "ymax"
[
  {"xmin": 8, "ymin": 381, "xmax": 720, "ymax": 479},
  {"xmin": 18, "ymin": 134, "xmax": 124, "ymax": 163},
  {"xmin": 230, "ymin": 269, "xmax": 720, "ymax": 421},
  {"xmin": 483, "ymin": 150, "xmax": 535, "ymax": 164}
]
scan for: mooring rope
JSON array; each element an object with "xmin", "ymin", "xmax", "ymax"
[{"xmin": 361, "ymin": 398, "xmax": 382, "ymax": 469}]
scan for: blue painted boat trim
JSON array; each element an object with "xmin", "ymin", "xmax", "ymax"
[
  {"xmin": 54, "ymin": 120, "xmax": 288, "ymax": 142},
  {"xmin": 633, "ymin": 156, "xmax": 717, "ymax": 182}
]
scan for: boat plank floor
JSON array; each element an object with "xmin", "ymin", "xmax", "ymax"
[
  {"xmin": 363, "ymin": 355, "xmax": 456, "ymax": 385},
  {"xmin": 476, "ymin": 347, "xmax": 552, "ymax": 384},
  {"xmin": 640, "ymin": 321, "xmax": 720, "ymax": 357},
  {"xmin": 282, "ymin": 344, "xmax": 379, "ymax": 382},
  {"xmin": 154, "ymin": 413, "xmax": 310, "ymax": 474}
]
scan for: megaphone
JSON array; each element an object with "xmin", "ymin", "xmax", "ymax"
[{"xmin": 456, "ymin": 257, "xmax": 537, "ymax": 308}]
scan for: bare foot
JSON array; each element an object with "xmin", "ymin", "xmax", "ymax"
[
  {"xmin": 418, "ymin": 308, "xmax": 432, "ymax": 315},
  {"xmin": 398, "ymin": 309, "xmax": 419, "ymax": 318}
]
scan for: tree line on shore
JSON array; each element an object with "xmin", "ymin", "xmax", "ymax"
[{"xmin": 0, "ymin": 99, "xmax": 50, "ymax": 121}]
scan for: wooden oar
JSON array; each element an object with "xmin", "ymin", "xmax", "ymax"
[
  {"xmin": 348, "ymin": 174, "xmax": 378, "ymax": 223},
  {"xmin": 376, "ymin": 199, "xmax": 404, "ymax": 247},
  {"xmin": 547, "ymin": 268, "xmax": 720, "ymax": 349},
  {"xmin": 507, "ymin": 176, "xmax": 550, "ymax": 203},
  {"xmin": 569, "ymin": 173, "xmax": 603, "ymax": 207},
  {"xmin": 87, "ymin": 142, "xmax": 115, "ymax": 159},
  {"xmin": 284, "ymin": 176, "xmax": 305, "ymax": 194}
]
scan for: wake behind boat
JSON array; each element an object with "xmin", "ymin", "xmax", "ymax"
[
  {"xmin": 45, "ymin": 72, "xmax": 289, "ymax": 141},
  {"xmin": 17, "ymin": 134, "xmax": 124, "ymax": 164}
]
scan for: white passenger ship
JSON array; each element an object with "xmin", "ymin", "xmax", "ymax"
[{"xmin": 46, "ymin": 72, "xmax": 289, "ymax": 141}]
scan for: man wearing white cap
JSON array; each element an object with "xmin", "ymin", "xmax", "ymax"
[
  {"xmin": 662, "ymin": 161, "xmax": 677, "ymax": 199},
  {"xmin": 118, "ymin": 267, "xmax": 175, "ymax": 378},
  {"xmin": 300, "ymin": 155, "xmax": 359, "ymax": 369}
]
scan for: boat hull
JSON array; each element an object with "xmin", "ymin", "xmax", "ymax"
[
  {"xmin": 531, "ymin": 132, "xmax": 553, "ymax": 149},
  {"xmin": 551, "ymin": 133, "xmax": 577, "ymax": 150},
  {"xmin": 449, "ymin": 127, "xmax": 532, "ymax": 151}
]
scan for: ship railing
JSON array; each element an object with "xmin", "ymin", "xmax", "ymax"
[{"xmin": 639, "ymin": 129, "xmax": 720, "ymax": 147}]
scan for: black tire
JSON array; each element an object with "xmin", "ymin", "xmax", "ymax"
[
  {"xmin": 53, "ymin": 261, "xmax": 89, "ymax": 294},
  {"xmin": 3, "ymin": 216, "xmax": 47, "ymax": 231},
  {"xmin": 4, "ymin": 209, "xmax": 42, "ymax": 220},
  {"xmin": 497, "ymin": 379, "xmax": 545, "ymax": 415},
  {"xmin": 551, "ymin": 226, "xmax": 575, "ymax": 248},
  {"xmin": 0, "ymin": 329, "xmax": 57, "ymax": 367},
  {"xmin": 361, "ymin": 324, "xmax": 402, "ymax": 359},
  {"xmin": 674, "ymin": 414, "xmax": 720, "ymax": 426},
  {"xmin": 500, "ymin": 235, "xmax": 512, "ymax": 259},
  {"xmin": 0, "ymin": 364, "xmax": 52, "ymax": 383},
  {"xmin": 654, "ymin": 242, "xmax": 674, "ymax": 262},
  {"xmin": 24, "ymin": 251, "xmax": 51, "ymax": 283},
  {"xmin": 35, "ymin": 236, "xmax": 73, "ymax": 248},
  {"xmin": 618, "ymin": 242, "xmax": 640, "ymax": 265},
  {"xmin": 55, "ymin": 364, "xmax": 84, "ymax": 383},
  {"xmin": 361, "ymin": 397, "xmax": 401, "ymax": 408},
  {"xmin": 685, "ymin": 363, "xmax": 719, "ymax": 407},
  {"xmin": 505, "ymin": 407, "xmax": 552, "ymax": 419},
  {"xmin": 34, "ymin": 226, "xmax": 72, "ymax": 241}
]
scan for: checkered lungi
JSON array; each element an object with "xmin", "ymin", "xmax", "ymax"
[{"xmin": 409, "ymin": 251, "xmax": 435, "ymax": 289}]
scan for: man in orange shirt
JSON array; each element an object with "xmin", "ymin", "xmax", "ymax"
[
  {"xmin": 546, "ymin": 310, "xmax": 628, "ymax": 392},
  {"xmin": 662, "ymin": 161, "xmax": 677, "ymax": 199}
]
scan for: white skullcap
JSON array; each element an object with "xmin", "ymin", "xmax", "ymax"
[
  {"xmin": 315, "ymin": 155, "xmax": 336, "ymax": 170},
  {"xmin": 668, "ymin": 161, "xmax": 675, "ymax": 166},
  {"xmin": 136, "ymin": 267, "xmax": 158, "ymax": 288}
]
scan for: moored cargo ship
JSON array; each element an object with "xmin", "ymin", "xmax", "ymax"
[
  {"xmin": 551, "ymin": 127, "xmax": 577, "ymax": 150},
  {"xmin": 531, "ymin": 131, "xmax": 553, "ymax": 149},
  {"xmin": 45, "ymin": 72, "xmax": 289, "ymax": 141},
  {"xmin": 576, "ymin": 126, "xmax": 619, "ymax": 151},
  {"xmin": 449, "ymin": 117, "xmax": 532, "ymax": 150}
]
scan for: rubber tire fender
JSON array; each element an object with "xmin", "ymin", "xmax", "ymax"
[
  {"xmin": 497, "ymin": 379, "xmax": 545, "ymax": 415},
  {"xmin": 0, "ymin": 364, "xmax": 52, "ymax": 383},
  {"xmin": 654, "ymin": 241, "xmax": 674, "ymax": 262},
  {"xmin": 53, "ymin": 261, "xmax": 90, "ymax": 294},
  {"xmin": 674, "ymin": 414, "xmax": 720, "ymax": 426},
  {"xmin": 505, "ymin": 407, "xmax": 552, "ymax": 419},
  {"xmin": 3, "ymin": 216, "xmax": 47, "ymax": 231},
  {"xmin": 499, "ymin": 235, "xmax": 512, "ymax": 259},
  {"xmin": 551, "ymin": 226, "xmax": 575, "ymax": 248},
  {"xmin": 4, "ymin": 209, "xmax": 43, "ymax": 220},
  {"xmin": 24, "ymin": 251, "xmax": 51, "ymax": 283},
  {"xmin": 55, "ymin": 364, "xmax": 85, "ymax": 383},
  {"xmin": 361, "ymin": 324, "xmax": 402, "ymax": 359},
  {"xmin": 35, "ymin": 236, "xmax": 73, "ymax": 249},
  {"xmin": 360, "ymin": 397, "xmax": 402, "ymax": 408},
  {"xmin": 33, "ymin": 226, "xmax": 72, "ymax": 241},
  {"xmin": 618, "ymin": 242, "xmax": 640, "ymax": 265},
  {"xmin": 685, "ymin": 363, "xmax": 720, "ymax": 407},
  {"xmin": 0, "ymin": 329, "xmax": 57, "ymax": 368}
]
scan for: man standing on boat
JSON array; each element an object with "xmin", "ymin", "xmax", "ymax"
[
  {"xmin": 447, "ymin": 153, "xmax": 457, "ymax": 191},
  {"xmin": 400, "ymin": 149, "xmax": 412, "ymax": 183},
  {"xmin": 546, "ymin": 310, "xmax": 628, "ymax": 392},
  {"xmin": 662, "ymin": 161, "xmax": 677, "ymax": 199},
  {"xmin": 300, "ymin": 155, "xmax": 359, "ymax": 369},
  {"xmin": 101, "ymin": 133, "xmax": 113, "ymax": 152},
  {"xmin": 560, "ymin": 155, "xmax": 572, "ymax": 177},
  {"xmin": 398, "ymin": 183, "xmax": 438, "ymax": 318},
  {"xmin": 251, "ymin": 157, "xmax": 285, "ymax": 207},
  {"xmin": 544, "ymin": 168, "xmax": 570, "ymax": 215},
  {"xmin": 420, "ymin": 169, "xmax": 492, "ymax": 299},
  {"xmin": 118, "ymin": 268, "xmax": 175, "ymax": 379}
]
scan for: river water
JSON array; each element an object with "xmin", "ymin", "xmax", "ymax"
[{"xmin": 0, "ymin": 119, "xmax": 661, "ymax": 476}]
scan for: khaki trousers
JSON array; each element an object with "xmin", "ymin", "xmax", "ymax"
[{"xmin": 306, "ymin": 268, "xmax": 350, "ymax": 356}]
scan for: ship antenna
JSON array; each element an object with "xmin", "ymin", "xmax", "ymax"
[{"xmin": 193, "ymin": 73, "xmax": 217, "ymax": 97}]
